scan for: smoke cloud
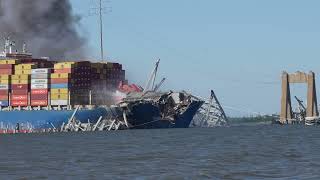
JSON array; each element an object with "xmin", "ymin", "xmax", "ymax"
[{"xmin": 0, "ymin": 0, "xmax": 87, "ymax": 59}]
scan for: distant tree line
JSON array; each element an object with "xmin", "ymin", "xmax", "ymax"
[{"xmin": 228, "ymin": 115, "xmax": 278, "ymax": 123}]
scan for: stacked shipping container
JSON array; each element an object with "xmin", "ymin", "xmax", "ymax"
[
  {"xmin": 11, "ymin": 64, "xmax": 35, "ymax": 106},
  {"xmin": 72, "ymin": 61, "xmax": 92, "ymax": 105},
  {"xmin": 31, "ymin": 68, "xmax": 50, "ymax": 106},
  {"xmin": 0, "ymin": 60, "xmax": 20, "ymax": 106},
  {"xmin": 0, "ymin": 75, "xmax": 10, "ymax": 106},
  {"xmin": 0, "ymin": 58, "xmax": 126, "ymax": 107},
  {"xmin": 51, "ymin": 62, "xmax": 74, "ymax": 106},
  {"xmin": 90, "ymin": 63, "xmax": 108, "ymax": 105}
]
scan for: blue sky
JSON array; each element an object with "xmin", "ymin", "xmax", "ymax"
[{"xmin": 70, "ymin": 0, "xmax": 320, "ymax": 116}]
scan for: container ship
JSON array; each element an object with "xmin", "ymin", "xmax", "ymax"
[
  {"xmin": 0, "ymin": 39, "xmax": 126, "ymax": 131},
  {"xmin": 0, "ymin": 39, "xmax": 207, "ymax": 132}
]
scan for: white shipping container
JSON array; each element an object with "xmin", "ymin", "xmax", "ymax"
[
  {"xmin": 31, "ymin": 68, "xmax": 50, "ymax": 74},
  {"xmin": 31, "ymin": 79, "xmax": 48, "ymax": 84},
  {"xmin": 31, "ymin": 84, "xmax": 48, "ymax": 89},
  {"xmin": 31, "ymin": 74, "xmax": 49, "ymax": 79},
  {"xmin": 0, "ymin": 84, "xmax": 9, "ymax": 90},
  {"xmin": 51, "ymin": 100, "xmax": 68, "ymax": 106}
]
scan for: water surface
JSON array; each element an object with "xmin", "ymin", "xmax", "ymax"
[{"xmin": 1, "ymin": 125, "xmax": 320, "ymax": 179}]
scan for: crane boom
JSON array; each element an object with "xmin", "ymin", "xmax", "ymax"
[
  {"xmin": 143, "ymin": 59, "xmax": 160, "ymax": 93},
  {"xmin": 153, "ymin": 78, "xmax": 166, "ymax": 92}
]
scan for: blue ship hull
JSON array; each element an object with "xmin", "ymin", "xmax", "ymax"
[
  {"xmin": 0, "ymin": 99, "xmax": 204, "ymax": 130},
  {"xmin": 127, "ymin": 101, "xmax": 204, "ymax": 129},
  {"xmin": 0, "ymin": 108, "xmax": 108, "ymax": 129}
]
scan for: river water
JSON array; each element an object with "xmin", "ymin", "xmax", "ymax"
[{"xmin": 0, "ymin": 125, "xmax": 320, "ymax": 179}]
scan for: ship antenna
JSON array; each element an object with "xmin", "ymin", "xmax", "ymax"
[
  {"xmin": 99, "ymin": 0, "xmax": 104, "ymax": 62},
  {"xmin": 3, "ymin": 39, "xmax": 6, "ymax": 54},
  {"xmin": 22, "ymin": 42, "xmax": 27, "ymax": 53},
  {"xmin": 89, "ymin": 0, "xmax": 111, "ymax": 62},
  {"xmin": 9, "ymin": 39, "xmax": 15, "ymax": 54},
  {"xmin": 4, "ymin": 37, "xmax": 9, "ymax": 53}
]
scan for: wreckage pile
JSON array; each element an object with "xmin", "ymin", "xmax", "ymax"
[
  {"xmin": 59, "ymin": 90, "xmax": 228, "ymax": 132},
  {"xmin": 116, "ymin": 91, "xmax": 205, "ymax": 129},
  {"xmin": 191, "ymin": 90, "xmax": 229, "ymax": 127}
]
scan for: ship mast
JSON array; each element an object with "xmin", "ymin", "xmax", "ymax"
[{"xmin": 99, "ymin": 0, "xmax": 104, "ymax": 62}]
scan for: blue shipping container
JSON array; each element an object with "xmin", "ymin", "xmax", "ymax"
[
  {"xmin": 51, "ymin": 83, "xmax": 69, "ymax": 89},
  {"xmin": 0, "ymin": 101, "xmax": 9, "ymax": 106}
]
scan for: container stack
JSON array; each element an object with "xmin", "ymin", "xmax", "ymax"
[
  {"xmin": 90, "ymin": 63, "xmax": 107, "ymax": 105},
  {"xmin": 11, "ymin": 74, "xmax": 29, "ymax": 107},
  {"xmin": 0, "ymin": 58, "xmax": 126, "ymax": 107},
  {"xmin": 11, "ymin": 64, "xmax": 36, "ymax": 107},
  {"xmin": 70, "ymin": 61, "xmax": 91, "ymax": 105},
  {"xmin": 0, "ymin": 60, "xmax": 20, "ymax": 107},
  {"xmin": 105, "ymin": 62, "xmax": 124, "ymax": 89},
  {"xmin": 31, "ymin": 68, "xmax": 50, "ymax": 106},
  {"xmin": 0, "ymin": 75, "xmax": 10, "ymax": 106},
  {"xmin": 50, "ymin": 62, "xmax": 74, "ymax": 106}
]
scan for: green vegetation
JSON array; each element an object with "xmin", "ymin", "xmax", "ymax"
[{"xmin": 229, "ymin": 115, "xmax": 277, "ymax": 123}]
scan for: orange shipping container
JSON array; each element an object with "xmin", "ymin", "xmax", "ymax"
[
  {"xmin": 0, "ymin": 90, "xmax": 8, "ymax": 95},
  {"xmin": 0, "ymin": 69, "xmax": 13, "ymax": 74},
  {"xmin": 31, "ymin": 89, "xmax": 48, "ymax": 95},
  {"xmin": 11, "ymin": 84, "xmax": 28, "ymax": 90},
  {"xmin": 51, "ymin": 78, "xmax": 70, "ymax": 84},
  {"xmin": 31, "ymin": 94, "xmax": 48, "ymax": 100},
  {"xmin": 11, "ymin": 95, "xmax": 28, "ymax": 101},
  {"xmin": 12, "ymin": 90, "xmax": 28, "ymax": 95},
  {"xmin": 0, "ymin": 95, "xmax": 8, "ymax": 100},
  {"xmin": 31, "ymin": 100, "xmax": 48, "ymax": 106},
  {"xmin": 11, "ymin": 100, "xmax": 28, "ymax": 106},
  {"xmin": 54, "ymin": 68, "xmax": 72, "ymax": 73},
  {"xmin": 0, "ymin": 64, "xmax": 13, "ymax": 69}
]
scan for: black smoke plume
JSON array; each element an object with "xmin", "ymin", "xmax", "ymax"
[{"xmin": 0, "ymin": 0, "xmax": 87, "ymax": 59}]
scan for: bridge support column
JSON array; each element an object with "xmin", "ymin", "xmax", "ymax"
[
  {"xmin": 280, "ymin": 71, "xmax": 318, "ymax": 124},
  {"xmin": 280, "ymin": 72, "xmax": 292, "ymax": 123},
  {"xmin": 307, "ymin": 72, "xmax": 319, "ymax": 118}
]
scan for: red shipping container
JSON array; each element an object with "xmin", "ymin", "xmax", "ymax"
[
  {"xmin": 0, "ymin": 64, "xmax": 13, "ymax": 69},
  {"xmin": 12, "ymin": 90, "xmax": 28, "ymax": 95},
  {"xmin": 0, "ymin": 95, "xmax": 8, "ymax": 100},
  {"xmin": 54, "ymin": 68, "xmax": 72, "ymax": 73},
  {"xmin": 31, "ymin": 89, "xmax": 48, "ymax": 95},
  {"xmin": 31, "ymin": 100, "xmax": 48, "ymax": 106},
  {"xmin": 31, "ymin": 94, "xmax": 48, "ymax": 100},
  {"xmin": 0, "ymin": 69, "xmax": 13, "ymax": 74},
  {"xmin": 12, "ymin": 95, "xmax": 28, "ymax": 101},
  {"xmin": 0, "ymin": 90, "xmax": 9, "ymax": 95},
  {"xmin": 11, "ymin": 100, "xmax": 28, "ymax": 106},
  {"xmin": 51, "ymin": 78, "xmax": 70, "ymax": 84},
  {"xmin": 12, "ymin": 84, "xmax": 28, "ymax": 90}
]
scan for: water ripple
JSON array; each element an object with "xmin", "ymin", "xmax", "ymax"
[{"xmin": 1, "ymin": 126, "xmax": 320, "ymax": 179}]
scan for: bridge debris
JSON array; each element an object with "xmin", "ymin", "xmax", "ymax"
[
  {"xmin": 191, "ymin": 90, "xmax": 229, "ymax": 127},
  {"xmin": 278, "ymin": 71, "xmax": 319, "ymax": 125}
]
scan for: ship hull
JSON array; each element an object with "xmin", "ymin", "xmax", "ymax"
[
  {"xmin": 0, "ymin": 107, "xmax": 108, "ymax": 129},
  {"xmin": 127, "ymin": 101, "xmax": 204, "ymax": 129},
  {"xmin": 0, "ymin": 98, "xmax": 203, "ymax": 130}
]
